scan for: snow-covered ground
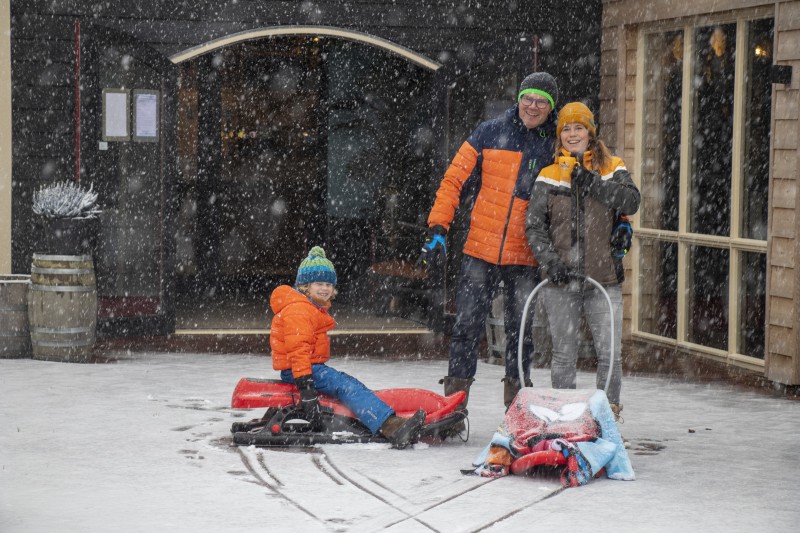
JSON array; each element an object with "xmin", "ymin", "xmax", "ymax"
[{"xmin": 2, "ymin": 351, "xmax": 799, "ymax": 532}]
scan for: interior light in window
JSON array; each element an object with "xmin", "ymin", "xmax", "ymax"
[
  {"xmin": 671, "ymin": 34, "xmax": 683, "ymax": 61},
  {"xmin": 753, "ymin": 37, "xmax": 772, "ymax": 59},
  {"xmin": 710, "ymin": 27, "xmax": 727, "ymax": 57}
]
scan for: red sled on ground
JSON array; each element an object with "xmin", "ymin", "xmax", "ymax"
[
  {"xmin": 468, "ymin": 388, "xmax": 634, "ymax": 487},
  {"xmin": 467, "ymin": 277, "xmax": 635, "ymax": 487},
  {"xmin": 230, "ymin": 378, "xmax": 468, "ymax": 446}
]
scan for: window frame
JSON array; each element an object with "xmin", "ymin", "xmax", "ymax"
[{"xmin": 631, "ymin": 11, "xmax": 773, "ymax": 372}]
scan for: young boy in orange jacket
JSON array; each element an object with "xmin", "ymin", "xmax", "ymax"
[{"xmin": 270, "ymin": 246, "xmax": 425, "ymax": 448}]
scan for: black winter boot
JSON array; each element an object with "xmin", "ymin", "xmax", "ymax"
[
  {"xmin": 610, "ymin": 403, "xmax": 624, "ymax": 423},
  {"xmin": 441, "ymin": 376, "xmax": 475, "ymax": 410},
  {"xmin": 439, "ymin": 376, "xmax": 474, "ymax": 439},
  {"xmin": 609, "ymin": 403, "xmax": 630, "ymax": 448},
  {"xmin": 502, "ymin": 376, "xmax": 532, "ymax": 409},
  {"xmin": 380, "ymin": 409, "xmax": 426, "ymax": 449}
]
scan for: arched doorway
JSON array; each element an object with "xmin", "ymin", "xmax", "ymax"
[{"xmin": 172, "ymin": 31, "xmax": 443, "ymax": 331}]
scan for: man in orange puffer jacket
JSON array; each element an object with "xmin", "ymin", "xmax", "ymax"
[{"xmin": 422, "ymin": 72, "xmax": 559, "ymax": 412}]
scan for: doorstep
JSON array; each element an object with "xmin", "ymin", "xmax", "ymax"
[{"xmin": 95, "ymin": 328, "xmax": 450, "ymax": 359}]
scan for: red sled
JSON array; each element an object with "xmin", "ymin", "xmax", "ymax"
[{"xmin": 230, "ymin": 378, "xmax": 468, "ymax": 446}]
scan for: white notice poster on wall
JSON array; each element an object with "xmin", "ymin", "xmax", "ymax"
[
  {"xmin": 103, "ymin": 89, "xmax": 129, "ymax": 141},
  {"xmin": 134, "ymin": 90, "xmax": 159, "ymax": 141}
]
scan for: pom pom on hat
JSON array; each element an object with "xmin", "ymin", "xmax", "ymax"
[
  {"xmin": 557, "ymin": 102, "xmax": 597, "ymax": 138},
  {"xmin": 517, "ymin": 72, "xmax": 559, "ymax": 110},
  {"xmin": 296, "ymin": 246, "xmax": 337, "ymax": 286}
]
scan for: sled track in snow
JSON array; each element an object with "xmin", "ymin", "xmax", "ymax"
[
  {"xmin": 370, "ymin": 477, "xmax": 499, "ymax": 532},
  {"xmin": 235, "ymin": 447, "xmax": 324, "ymax": 524},
  {"xmin": 469, "ymin": 485, "xmax": 568, "ymax": 532},
  {"xmin": 237, "ymin": 446, "xmax": 567, "ymax": 532},
  {"xmin": 320, "ymin": 452, "xmax": 441, "ymax": 531},
  {"xmin": 342, "ymin": 465, "xmax": 565, "ymax": 533},
  {"xmin": 311, "ymin": 454, "xmax": 345, "ymax": 486},
  {"xmin": 363, "ymin": 472, "xmax": 559, "ymax": 532},
  {"xmin": 238, "ymin": 446, "xmax": 440, "ymax": 531}
]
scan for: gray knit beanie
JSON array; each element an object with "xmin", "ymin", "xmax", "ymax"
[{"xmin": 518, "ymin": 72, "xmax": 559, "ymax": 110}]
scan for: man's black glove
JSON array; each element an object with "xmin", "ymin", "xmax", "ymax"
[
  {"xmin": 295, "ymin": 374, "xmax": 324, "ymax": 431},
  {"xmin": 547, "ymin": 261, "xmax": 572, "ymax": 286},
  {"xmin": 417, "ymin": 225, "xmax": 447, "ymax": 268},
  {"xmin": 571, "ymin": 164, "xmax": 600, "ymax": 191}
]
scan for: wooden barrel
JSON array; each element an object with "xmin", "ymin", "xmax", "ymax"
[
  {"xmin": 0, "ymin": 274, "xmax": 32, "ymax": 358},
  {"xmin": 28, "ymin": 254, "xmax": 97, "ymax": 362}
]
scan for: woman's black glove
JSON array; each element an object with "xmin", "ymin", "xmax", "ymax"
[
  {"xmin": 610, "ymin": 217, "xmax": 633, "ymax": 257},
  {"xmin": 571, "ymin": 164, "xmax": 600, "ymax": 191},
  {"xmin": 295, "ymin": 374, "xmax": 324, "ymax": 431},
  {"xmin": 548, "ymin": 261, "xmax": 572, "ymax": 286}
]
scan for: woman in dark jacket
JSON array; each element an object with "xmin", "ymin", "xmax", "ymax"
[{"xmin": 525, "ymin": 102, "xmax": 640, "ymax": 419}]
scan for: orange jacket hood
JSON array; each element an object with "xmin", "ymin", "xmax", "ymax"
[
  {"xmin": 269, "ymin": 285, "xmax": 335, "ymax": 378},
  {"xmin": 269, "ymin": 284, "xmax": 331, "ymax": 314}
]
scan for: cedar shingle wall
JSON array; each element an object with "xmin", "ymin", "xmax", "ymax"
[{"xmin": 771, "ymin": 0, "xmax": 800, "ymax": 383}]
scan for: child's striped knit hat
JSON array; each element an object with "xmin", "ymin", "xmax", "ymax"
[{"xmin": 295, "ymin": 246, "xmax": 337, "ymax": 286}]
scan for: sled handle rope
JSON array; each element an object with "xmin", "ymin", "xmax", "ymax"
[{"xmin": 517, "ymin": 276, "xmax": 615, "ymax": 393}]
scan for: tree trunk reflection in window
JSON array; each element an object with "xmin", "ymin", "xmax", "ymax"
[
  {"xmin": 688, "ymin": 245, "xmax": 729, "ymax": 350},
  {"xmin": 742, "ymin": 19, "xmax": 773, "ymax": 241},
  {"xmin": 639, "ymin": 238, "xmax": 677, "ymax": 339},
  {"xmin": 740, "ymin": 252, "xmax": 766, "ymax": 359},
  {"xmin": 642, "ymin": 31, "xmax": 682, "ymax": 232},
  {"xmin": 690, "ymin": 24, "xmax": 736, "ymax": 237}
]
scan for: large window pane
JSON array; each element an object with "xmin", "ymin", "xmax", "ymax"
[
  {"xmin": 740, "ymin": 252, "xmax": 766, "ymax": 358},
  {"xmin": 639, "ymin": 238, "xmax": 678, "ymax": 338},
  {"xmin": 689, "ymin": 24, "xmax": 736, "ymax": 236},
  {"xmin": 688, "ymin": 245, "xmax": 729, "ymax": 350},
  {"xmin": 741, "ymin": 19, "xmax": 773, "ymax": 240},
  {"xmin": 641, "ymin": 31, "xmax": 682, "ymax": 231},
  {"xmin": 636, "ymin": 18, "xmax": 774, "ymax": 368}
]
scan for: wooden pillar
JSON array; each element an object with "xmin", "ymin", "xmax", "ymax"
[
  {"xmin": 195, "ymin": 54, "xmax": 223, "ymax": 292},
  {"xmin": 0, "ymin": 0, "xmax": 12, "ymax": 273}
]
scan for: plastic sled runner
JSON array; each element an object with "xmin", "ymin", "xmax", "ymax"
[{"xmin": 230, "ymin": 378, "xmax": 468, "ymax": 446}]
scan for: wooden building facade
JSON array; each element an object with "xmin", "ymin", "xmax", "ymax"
[
  {"xmin": 5, "ymin": 0, "xmax": 796, "ymax": 387},
  {"xmin": 601, "ymin": 0, "xmax": 800, "ymax": 385}
]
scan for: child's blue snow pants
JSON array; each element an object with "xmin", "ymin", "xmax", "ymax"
[{"xmin": 280, "ymin": 364, "xmax": 394, "ymax": 434}]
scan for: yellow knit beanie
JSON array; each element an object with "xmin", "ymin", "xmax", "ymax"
[{"xmin": 557, "ymin": 102, "xmax": 596, "ymax": 138}]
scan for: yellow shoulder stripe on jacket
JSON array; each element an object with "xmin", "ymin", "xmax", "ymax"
[
  {"xmin": 599, "ymin": 157, "xmax": 626, "ymax": 180},
  {"xmin": 601, "ymin": 163, "xmax": 627, "ymax": 181},
  {"xmin": 536, "ymin": 163, "xmax": 571, "ymax": 189}
]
